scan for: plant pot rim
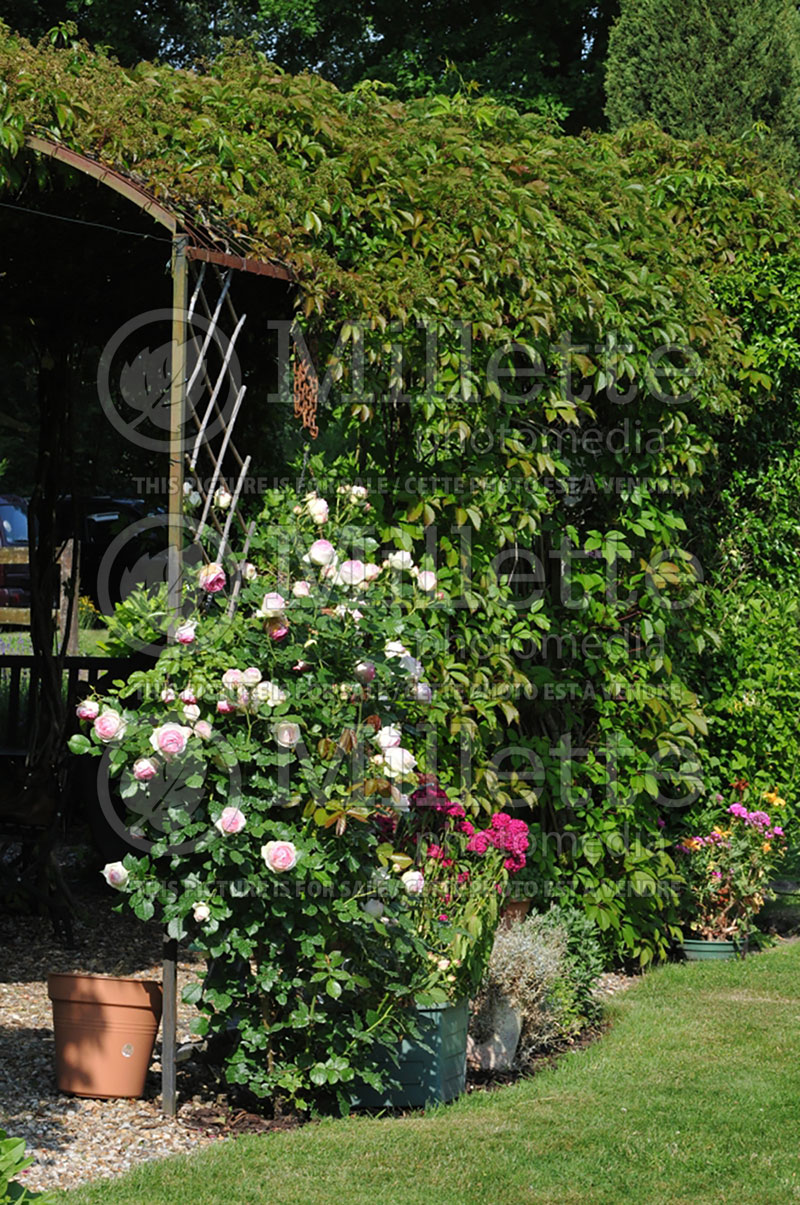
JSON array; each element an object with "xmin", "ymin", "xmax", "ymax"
[{"xmin": 48, "ymin": 972, "xmax": 161, "ymax": 984}]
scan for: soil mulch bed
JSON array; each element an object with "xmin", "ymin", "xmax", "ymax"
[{"xmin": 0, "ymin": 846, "xmax": 637, "ymax": 1195}]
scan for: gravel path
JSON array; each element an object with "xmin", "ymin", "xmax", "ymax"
[{"xmin": 0, "ymin": 864, "xmax": 229, "ymax": 1196}]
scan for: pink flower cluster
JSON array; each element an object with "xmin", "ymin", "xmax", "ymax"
[
  {"xmin": 466, "ymin": 812, "xmax": 529, "ymax": 873},
  {"xmin": 728, "ymin": 803, "xmax": 784, "ymax": 840}
]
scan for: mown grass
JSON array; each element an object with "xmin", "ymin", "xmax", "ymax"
[{"xmin": 59, "ymin": 941, "xmax": 800, "ymax": 1205}]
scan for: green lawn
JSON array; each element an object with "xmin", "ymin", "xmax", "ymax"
[{"xmin": 59, "ymin": 942, "xmax": 800, "ymax": 1205}]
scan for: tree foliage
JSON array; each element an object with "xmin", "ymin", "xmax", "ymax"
[{"xmin": 605, "ymin": 0, "xmax": 800, "ymax": 177}]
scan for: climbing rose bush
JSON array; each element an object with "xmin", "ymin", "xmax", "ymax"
[{"xmin": 69, "ymin": 488, "xmax": 510, "ymax": 1114}]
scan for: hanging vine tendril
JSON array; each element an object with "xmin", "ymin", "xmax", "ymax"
[{"xmin": 293, "ymin": 353, "xmax": 319, "ymax": 439}]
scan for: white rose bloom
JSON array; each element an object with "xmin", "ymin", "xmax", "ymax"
[
  {"xmin": 193, "ymin": 902, "xmax": 211, "ymax": 923},
  {"xmin": 384, "ymin": 640, "xmax": 411, "ymax": 659},
  {"xmin": 386, "ymin": 550, "xmax": 414, "ymax": 571},
  {"xmin": 292, "ymin": 580, "xmax": 312, "ymax": 598},
  {"xmin": 101, "ymin": 861, "xmax": 129, "ymax": 889},
  {"xmin": 375, "ymin": 725, "xmax": 403, "ymax": 751},
  {"xmin": 350, "ymin": 485, "xmax": 368, "ymax": 501},
  {"xmin": 242, "ymin": 667, "xmax": 262, "ymax": 687},
  {"xmin": 416, "ymin": 570, "xmax": 437, "ymax": 592},
  {"xmin": 214, "ymin": 487, "xmax": 232, "ymax": 510},
  {"xmin": 401, "ymin": 869, "xmax": 425, "ymax": 894},
  {"xmin": 363, "ymin": 562, "xmax": 381, "ymax": 581},
  {"xmin": 183, "ymin": 703, "xmax": 201, "ymax": 722},
  {"xmin": 381, "ymin": 746, "xmax": 417, "ymax": 778},
  {"xmin": 242, "ymin": 561, "xmax": 258, "ymax": 581},
  {"xmin": 363, "ymin": 898, "xmax": 384, "ymax": 918},
  {"xmin": 253, "ymin": 680, "xmax": 287, "ymax": 707}
]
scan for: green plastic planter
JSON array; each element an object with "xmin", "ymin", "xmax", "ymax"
[
  {"xmin": 680, "ymin": 938, "xmax": 737, "ymax": 961},
  {"xmin": 352, "ymin": 998, "xmax": 468, "ymax": 1109}
]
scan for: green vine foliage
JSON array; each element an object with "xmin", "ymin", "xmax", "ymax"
[{"xmin": 4, "ymin": 30, "xmax": 800, "ymax": 962}]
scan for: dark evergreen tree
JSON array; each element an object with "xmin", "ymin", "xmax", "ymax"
[{"xmin": 605, "ymin": 0, "xmax": 800, "ymax": 176}]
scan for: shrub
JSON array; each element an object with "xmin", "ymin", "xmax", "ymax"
[{"xmin": 470, "ymin": 905, "xmax": 605, "ymax": 1068}]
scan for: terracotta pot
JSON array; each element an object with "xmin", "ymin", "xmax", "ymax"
[
  {"xmin": 499, "ymin": 898, "xmax": 531, "ymax": 929},
  {"xmin": 48, "ymin": 972, "xmax": 163, "ymax": 1099}
]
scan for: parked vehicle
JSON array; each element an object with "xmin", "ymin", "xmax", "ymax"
[{"xmin": 0, "ymin": 494, "xmax": 30, "ymax": 612}]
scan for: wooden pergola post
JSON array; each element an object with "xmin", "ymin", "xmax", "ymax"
[{"xmin": 162, "ymin": 232, "xmax": 189, "ymax": 1118}]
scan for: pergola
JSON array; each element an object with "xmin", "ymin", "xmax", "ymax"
[{"xmin": 2, "ymin": 133, "xmax": 305, "ymax": 1114}]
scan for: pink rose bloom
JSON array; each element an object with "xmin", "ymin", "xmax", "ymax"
[
  {"xmin": 215, "ymin": 807, "xmax": 246, "ymax": 835},
  {"xmin": 175, "ymin": 621, "xmax": 196, "ymax": 644},
  {"xmin": 179, "ymin": 688, "xmax": 197, "ymax": 704},
  {"xmin": 261, "ymin": 840, "xmax": 298, "ymax": 872},
  {"xmin": 93, "ymin": 709, "xmax": 126, "ymax": 743},
  {"xmin": 270, "ymin": 623, "xmax": 289, "ymax": 641},
  {"xmin": 307, "ymin": 539, "xmax": 336, "ymax": 566},
  {"xmin": 216, "ymin": 698, "xmax": 235, "ymax": 715},
  {"xmin": 101, "ymin": 861, "xmax": 129, "ymax": 889},
  {"xmin": 364, "ymin": 562, "xmax": 381, "ymax": 581},
  {"xmin": 194, "ymin": 720, "xmax": 212, "ymax": 739},
  {"xmin": 221, "ymin": 669, "xmax": 244, "ymax": 690},
  {"xmin": 161, "ymin": 687, "xmax": 176, "ymax": 703},
  {"xmin": 242, "ymin": 667, "xmax": 262, "ymax": 687},
  {"xmin": 76, "ymin": 699, "xmax": 100, "ymax": 721},
  {"xmin": 183, "ymin": 703, "xmax": 201, "ymax": 722},
  {"xmin": 133, "ymin": 757, "xmax": 158, "ymax": 782},
  {"xmin": 355, "ymin": 660, "xmax": 375, "ymax": 684},
  {"xmin": 292, "ymin": 580, "xmax": 312, "ymax": 598},
  {"xmin": 339, "ymin": 559, "xmax": 366, "ymax": 586},
  {"xmin": 307, "ymin": 497, "xmax": 329, "ymax": 524},
  {"xmin": 416, "ymin": 570, "xmax": 437, "ymax": 592},
  {"xmin": 236, "ymin": 688, "xmax": 250, "ymax": 708},
  {"xmin": 199, "ymin": 561, "xmax": 226, "ymax": 593},
  {"xmin": 150, "ymin": 723, "xmax": 192, "ymax": 759}
]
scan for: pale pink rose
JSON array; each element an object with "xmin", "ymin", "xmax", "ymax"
[
  {"xmin": 179, "ymin": 688, "xmax": 197, "ymax": 704},
  {"xmin": 269, "ymin": 623, "xmax": 289, "ymax": 641},
  {"xmin": 76, "ymin": 699, "xmax": 100, "ymax": 721},
  {"xmin": 401, "ymin": 869, "xmax": 425, "ymax": 894},
  {"xmin": 292, "ymin": 660, "xmax": 312, "ymax": 673},
  {"xmin": 261, "ymin": 840, "xmax": 298, "ymax": 872},
  {"xmin": 242, "ymin": 561, "xmax": 258, "ymax": 581},
  {"xmin": 307, "ymin": 539, "xmax": 336, "ymax": 566},
  {"xmin": 274, "ymin": 721, "xmax": 301, "ymax": 748},
  {"xmin": 412, "ymin": 682, "xmax": 433, "ymax": 703},
  {"xmin": 382, "ymin": 746, "xmax": 417, "ymax": 778},
  {"xmin": 320, "ymin": 563, "xmax": 340, "ymax": 582},
  {"xmin": 183, "ymin": 703, "xmax": 201, "ymax": 722},
  {"xmin": 161, "ymin": 687, "xmax": 176, "ymax": 703},
  {"xmin": 133, "ymin": 757, "xmax": 158, "ymax": 782},
  {"xmin": 175, "ymin": 621, "xmax": 196, "ymax": 644},
  {"xmin": 259, "ymin": 592, "xmax": 286, "ymax": 617},
  {"xmin": 364, "ymin": 562, "xmax": 381, "ymax": 582},
  {"xmin": 242, "ymin": 667, "xmax": 262, "ymax": 687},
  {"xmin": 222, "ymin": 669, "xmax": 244, "ymax": 690},
  {"xmin": 93, "ymin": 709, "xmax": 126, "ymax": 743},
  {"xmin": 292, "ymin": 580, "xmax": 312, "ymax": 598},
  {"xmin": 193, "ymin": 901, "xmax": 211, "ymax": 923},
  {"xmin": 150, "ymin": 723, "xmax": 192, "ymax": 759},
  {"xmin": 339, "ymin": 559, "xmax": 366, "ymax": 586},
  {"xmin": 354, "ymin": 660, "xmax": 375, "ymax": 684},
  {"xmin": 101, "ymin": 861, "xmax": 129, "ymax": 889},
  {"xmin": 216, "ymin": 698, "xmax": 235, "ymax": 715},
  {"xmin": 307, "ymin": 497, "xmax": 329, "ymax": 524},
  {"xmin": 215, "ymin": 807, "xmax": 246, "ymax": 835},
  {"xmin": 236, "ymin": 688, "xmax": 250, "ymax": 708},
  {"xmin": 194, "ymin": 720, "xmax": 212, "ymax": 739},
  {"xmin": 375, "ymin": 725, "xmax": 403, "ymax": 751},
  {"xmin": 199, "ymin": 561, "xmax": 226, "ymax": 593},
  {"xmin": 416, "ymin": 570, "xmax": 437, "ymax": 592}
]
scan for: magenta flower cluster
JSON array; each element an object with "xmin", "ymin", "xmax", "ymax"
[
  {"xmin": 466, "ymin": 812, "xmax": 529, "ymax": 872},
  {"xmin": 728, "ymin": 803, "xmax": 784, "ymax": 839}
]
